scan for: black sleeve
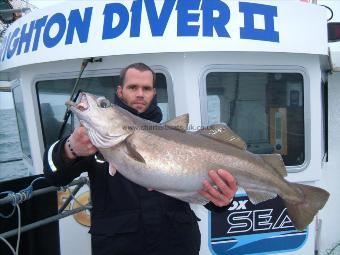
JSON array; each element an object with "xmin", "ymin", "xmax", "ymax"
[
  {"xmin": 43, "ymin": 137, "xmax": 92, "ymax": 187},
  {"xmin": 204, "ymin": 201, "xmax": 231, "ymax": 213}
]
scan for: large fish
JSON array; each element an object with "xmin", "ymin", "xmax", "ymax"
[{"xmin": 66, "ymin": 92, "xmax": 329, "ymax": 230}]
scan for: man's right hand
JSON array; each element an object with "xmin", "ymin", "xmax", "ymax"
[{"xmin": 64, "ymin": 126, "xmax": 98, "ymax": 160}]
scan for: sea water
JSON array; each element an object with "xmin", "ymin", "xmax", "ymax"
[{"xmin": 0, "ymin": 108, "xmax": 28, "ymax": 182}]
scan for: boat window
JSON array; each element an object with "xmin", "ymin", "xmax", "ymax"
[
  {"xmin": 12, "ymin": 84, "xmax": 32, "ymax": 160},
  {"xmin": 36, "ymin": 73, "xmax": 170, "ymax": 148},
  {"xmin": 0, "ymin": 90, "xmax": 29, "ymax": 183},
  {"xmin": 204, "ymin": 72, "xmax": 304, "ymax": 167}
]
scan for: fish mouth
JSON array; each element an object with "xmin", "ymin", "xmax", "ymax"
[{"xmin": 66, "ymin": 93, "xmax": 89, "ymax": 112}]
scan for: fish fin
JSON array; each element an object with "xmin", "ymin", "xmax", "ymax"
[
  {"xmin": 246, "ymin": 190, "xmax": 277, "ymax": 204},
  {"xmin": 196, "ymin": 124, "xmax": 247, "ymax": 150},
  {"xmin": 260, "ymin": 154, "xmax": 287, "ymax": 177},
  {"xmin": 165, "ymin": 114, "xmax": 189, "ymax": 131},
  {"xmin": 283, "ymin": 183, "xmax": 329, "ymax": 230},
  {"xmin": 109, "ymin": 163, "xmax": 117, "ymax": 176},
  {"xmin": 125, "ymin": 141, "xmax": 146, "ymax": 164}
]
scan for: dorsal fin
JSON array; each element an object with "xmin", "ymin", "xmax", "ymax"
[
  {"xmin": 260, "ymin": 154, "xmax": 287, "ymax": 177},
  {"xmin": 165, "ymin": 114, "xmax": 189, "ymax": 131},
  {"xmin": 196, "ymin": 124, "xmax": 247, "ymax": 150}
]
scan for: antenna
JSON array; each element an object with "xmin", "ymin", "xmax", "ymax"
[{"xmin": 0, "ymin": 0, "xmax": 37, "ymax": 38}]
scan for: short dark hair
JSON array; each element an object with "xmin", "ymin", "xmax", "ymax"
[{"xmin": 120, "ymin": 63, "xmax": 156, "ymax": 87}]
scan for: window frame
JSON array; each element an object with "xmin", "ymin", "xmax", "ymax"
[
  {"xmin": 11, "ymin": 79, "xmax": 33, "ymax": 165},
  {"xmin": 34, "ymin": 67, "xmax": 175, "ymax": 149},
  {"xmin": 199, "ymin": 65, "xmax": 311, "ymax": 173}
]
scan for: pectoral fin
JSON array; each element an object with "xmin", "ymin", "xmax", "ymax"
[
  {"xmin": 125, "ymin": 141, "xmax": 146, "ymax": 164},
  {"xmin": 109, "ymin": 163, "xmax": 117, "ymax": 176}
]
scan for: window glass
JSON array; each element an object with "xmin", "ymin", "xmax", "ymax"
[
  {"xmin": 13, "ymin": 84, "xmax": 32, "ymax": 159},
  {"xmin": 206, "ymin": 72, "xmax": 304, "ymax": 166},
  {"xmin": 0, "ymin": 91, "xmax": 29, "ymax": 182},
  {"xmin": 36, "ymin": 73, "xmax": 170, "ymax": 148}
]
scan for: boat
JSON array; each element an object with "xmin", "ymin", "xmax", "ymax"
[{"xmin": 0, "ymin": 0, "xmax": 340, "ymax": 254}]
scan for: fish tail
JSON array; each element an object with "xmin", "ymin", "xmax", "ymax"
[{"xmin": 283, "ymin": 183, "xmax": 329, "ymax": 231}]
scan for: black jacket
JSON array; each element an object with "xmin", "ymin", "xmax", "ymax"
[
  {"xmin": 43, "ymin": 96, "xmax": 206, "ymax": 255},
  {"xmin": 44, "ymin": 137, "xmax": 201, "ymax": 255}
]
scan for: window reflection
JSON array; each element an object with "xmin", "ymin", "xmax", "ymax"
[
  {"xmin": 37, "ymin": 73, "xmax": 170, "ymax": 148},
  {"xmin": 206, "ymin": 72, "xmax": 304, "ymax": 166}
]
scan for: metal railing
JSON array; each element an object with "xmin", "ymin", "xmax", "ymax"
[{"xmin": 0, "ymin": 176, "xmax": 91, "ymax": 239}]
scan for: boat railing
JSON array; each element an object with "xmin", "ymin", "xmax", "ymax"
[{"xmin": 0, "ymin": 176, "xmax": 90, "ymax": 254}]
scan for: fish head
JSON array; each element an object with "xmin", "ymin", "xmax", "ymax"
[{"xmin": 66, "ymin": 92, "xmax": 132, "ymax": 148}]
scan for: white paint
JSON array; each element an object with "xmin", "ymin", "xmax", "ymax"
[
  {"xmin": 0, "ymin": 0, "xmax": 328, "ymax": 71},
  {"xmin": 318, "ymin": 71, "xmax": 340, "ymax": 254},
  {"xmin": 1, "ymin": 0, "xmax": 339, "ymax": 254}
]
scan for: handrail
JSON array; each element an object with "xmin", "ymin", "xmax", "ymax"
[
  {"xmin": 0, "ymin": 176, "xmax": 91, "ymax": 240},
  {"xmin": 0, "ymin": 177, "xmax": 88, "ymax": 206}
]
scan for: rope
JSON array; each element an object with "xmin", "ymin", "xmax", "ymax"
[
  {"xmin": 0, "ymin": 204, "xmax": 21, "ymax": 255},
  {"xmin": 0, "ymin": 192, "xmax": 16, "ymax": 218},
  {"xmin": 0, "ymin": 177, "xmax": 46, "ymax": 207},
  {"xmin": 0, "ymin": 176, "xmax": 88, "ymax": 255},
  {"xmin": 15, "ymin": 205, "xmax": 21, "ymax": 254},
  {"xmin": 0, "ymin": 177, "xmax": 45, "ymax": 254}
]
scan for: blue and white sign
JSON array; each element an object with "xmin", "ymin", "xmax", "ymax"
[
  {"xmin": 0, "ymin": 0, "xmax": 328, "ymax": 71},
  {"xmin": 209, "ymin": 194, "xmax": 308, "ymax": 255}
]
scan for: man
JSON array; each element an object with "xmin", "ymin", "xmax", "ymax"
[{"xmin": 43, "ymin": 63, "xmax": 237, "ymax": 255}]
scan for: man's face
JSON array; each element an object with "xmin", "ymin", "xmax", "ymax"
[{"xmin": 117, "ymin": 68, "xmax": 156, "ymax": 113}]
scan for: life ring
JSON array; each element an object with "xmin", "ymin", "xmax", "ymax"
[
  {"xmin": 57, "ymin": 191, "xmax": 71, "ymax": 210},
  {"xmin": 72, "ymin": 191, "xmax": 91, "ymax": 227}
]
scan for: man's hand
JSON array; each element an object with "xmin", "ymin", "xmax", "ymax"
[
  {"xmin": 199, "ymin": 169, "xmax": 237, "ymax": 207},
  {"xmin": 64, "ymin": 126, "xmax": 98, "ymax": 159}
]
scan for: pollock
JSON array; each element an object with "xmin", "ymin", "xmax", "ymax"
[{"xmin": 67, "ymin": 92, "xmax": 329, "ymax": 230}]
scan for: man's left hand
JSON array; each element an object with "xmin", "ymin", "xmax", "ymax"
[{"xmin": 199, "ymin": 169, "xmax": 237, "ymax": 207}]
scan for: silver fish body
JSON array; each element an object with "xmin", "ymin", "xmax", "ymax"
[{"xmin": 67, "ymin": 93, "xmax": 329, "ymax": 230}]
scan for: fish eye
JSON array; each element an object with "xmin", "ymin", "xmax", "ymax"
[{"xmin": 97, "ymin": 97, "xmax": 111, "ymax": 108}]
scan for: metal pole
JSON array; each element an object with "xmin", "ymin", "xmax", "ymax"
[
  {"xmin": 0, "ymin": 158, "xmax": 22, "ymax": 164},
  {"xmin": 0, "ymin": 177, "xmax": 88, "ymax": 206},
  {"xmin": 58, "ymin": 182, "xmax": 85, "ymax": 213},
  {"xmin": 0, "ymin": 8, "xmax": 30, "ymax": 14},
  {"xmin": 0, "ymin": 205, "xmax": 92, "ymax": 239}
]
